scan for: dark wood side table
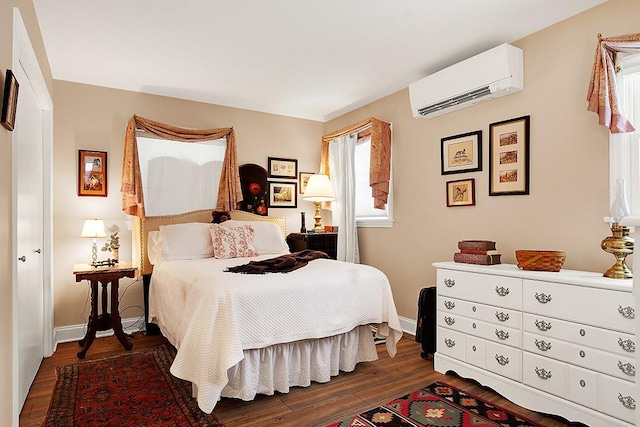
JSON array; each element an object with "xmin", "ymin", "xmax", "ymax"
[
  {"xmin": 286, "ymin": 232, "xmax": 338, "ymax": 260},
  {"xmin": 74, "ymin": 263, "xmax": 136, "ymax": 358}
]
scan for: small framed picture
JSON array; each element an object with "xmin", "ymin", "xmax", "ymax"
[
  {"xmin": 299, "ymin": 172, "xmax": 313, "ymax": 194},
  {"xmin": 268, "ymin": 181, "xmax": 297, "ymax": 208},
  {"xmin": 489, "ymin": 115, "xmax": 530, "ymax": 196},
  {"xmin": 78, "ymin": 150, "xmax": 108, "ymax": 197},
  {"xmin": 446, "ymin": 178, "xmax": 475, "ymax": 207},
  {"xmin": 441, "ymin": 130, "xmax": 482, "ymax": 175},
  {"xmin": 1, "ymin": 69, "xmax": 19, "ymax": 131},
  {"xmin": 268, "ymin": 157, "xmax": 298, "ymax": 179}
]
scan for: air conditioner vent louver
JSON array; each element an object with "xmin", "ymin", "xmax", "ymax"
[
  {"xmin": 417, "ymin": 86, "xmax": 492, "ymax": 116},
  {"xmin": 409, "ymin": 43, "xmax": 523, "ymax": 118}
]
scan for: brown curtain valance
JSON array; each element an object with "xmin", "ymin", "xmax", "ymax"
[
  {"xmin": 121, "ymin": 114, "xmax": 242, "ymax": 219},
  {"xmin": 320, "ymin": 117, "xmax": 391, "ymax": 209},
  {"xmin": 587, "ymin": 32, "xmax": 640, "ymax": 133}
]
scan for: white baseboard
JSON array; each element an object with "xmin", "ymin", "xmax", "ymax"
[
  {"xmin": 52, "ymin": 317, "xmax": 145, "ymax": 352},
  {"xmin": 398, "ymin": 315, "xmax": 416, "ymax": 336}
]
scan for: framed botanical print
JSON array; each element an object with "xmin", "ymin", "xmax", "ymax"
[
  {"xmin": 489, "ymin": 116, "xmax": 530, "ymax": 196},
  {"xmin": 78, "ymin": 150, "xmax": 108, "ymax": 197},
  {"xmin": 268, "ymin": 157, "xmax": 298, "ymax": 179}
]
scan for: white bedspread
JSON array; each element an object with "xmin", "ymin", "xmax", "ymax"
[{"xmin": 149, "ymin": 254, "xmax": 403, "ymax": 413}]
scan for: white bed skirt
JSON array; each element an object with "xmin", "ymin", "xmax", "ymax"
[{"xmin": 217, "ymin": 325, "xmax": 378, "ymax": 401}]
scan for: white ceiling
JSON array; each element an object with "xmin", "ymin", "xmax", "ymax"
[{"xmin": 33, "ymin": 0, "xmax": 606, "ymax": 122}]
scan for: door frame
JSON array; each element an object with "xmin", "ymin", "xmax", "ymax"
[{"xmin": 11, "ymin": 7, "xmax": 53, "ymax": 425}]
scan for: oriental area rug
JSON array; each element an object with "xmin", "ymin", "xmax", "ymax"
[
  {"xmin": 325, "ymin": 382, "xmax": 545, "ymax": 427},
  {"xmin": 44, "ymin": 344, "xmax": 223, "ymax": 427}
]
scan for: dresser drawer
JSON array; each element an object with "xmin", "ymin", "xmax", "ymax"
[
  {"xmin": 439, "ymin": 313, "xmax": 521, "ymax": 348},
  {"xmin": 568, "ymin": 364, "xmax": 598, "ymax": 409},
  {"xmin": 485, "ymin": 341, "xmax": 522, "ymax": 382},
  {"xmin": 523, "ymin": 313, "xmax": 635, "ymax": 358},
  {"xmin": 465, "ymin": 335, "xmax": 485, "ymax": 369},
  {"xmin": 439, "ymin": 296, "xmax": 522, "ymax": 329},
  {"xmin": 598, "ymin": 373, "xmax": 636, "ymax": 424},
  {"xmin": 438, "ymin": 269, "xmax": 522, "ymax": 310},
  {"xmin": 523, "ymin": 332, "xmax": 636, "ymax": 382},
  {"xmin": 437, "ymin": 326, "xmax": 465, "ymax": 360},
  {"xmin": 523, "ymin": 352, "xmax": 567, "ymax": 398},
  {"xmin": 523, "ymin": 279, "xmax": 634, "ymax": 333}
]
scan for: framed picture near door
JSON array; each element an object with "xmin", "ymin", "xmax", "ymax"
[
  {"xmin": 1, "ymin": 69, "xmax": 19, "ymax": 131},
  {"xmin": 78, "ymin": 150, "xmax": 108, "ymax": 197}
]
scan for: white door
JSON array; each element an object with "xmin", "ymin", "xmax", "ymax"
[{"xmin": 13, "ymin": 62, "xmax": 44, "ymax": 409}]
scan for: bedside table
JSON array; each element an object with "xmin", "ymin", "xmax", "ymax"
[
  {"xmin": 74, "ymin": 262, "xmax": 136, "ymax": 358},
  {"xmin": 286, "ymin": 232, "xmax": 338, "ymax": 260}
]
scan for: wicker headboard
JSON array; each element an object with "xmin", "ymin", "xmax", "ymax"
[{"xmin": 133, "ymin": 209, "xmax": 287, "ymax": 275}]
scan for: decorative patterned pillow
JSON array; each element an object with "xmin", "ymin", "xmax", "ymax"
[{"xmin": 210, "ymin": 224, "xmax": 259, "ymax": 259}]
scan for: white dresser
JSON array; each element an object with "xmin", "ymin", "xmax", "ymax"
[{"xmin": 433, "ymin": 262, "xmax": 635, "ymax": 427}]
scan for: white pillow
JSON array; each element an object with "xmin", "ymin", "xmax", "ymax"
[
  {"xmin": 159, "ymin": 222, "xmax": 214, "ymax": 261},
  {"xmin": 147, "ymin": 231, "xmax": 164, "ymax": 265},
  {"xmin": 221, "ymin": 220, "xmax": 289, "ymax": 255},
  {"xmin": 210, "ymin": 224, "xmax": 259, "ymax": 259}
]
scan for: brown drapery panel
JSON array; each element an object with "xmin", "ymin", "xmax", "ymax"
[
  {"xmin": 587, "ymin": 32, "xmax": 640, "ymax": 133},
  {"xmin": 320, "ymin": 117, "xmax": 391, "ymax": 209},
  {"xmin": 121, "ymin": 114, "xmax": 242, "ymax": 219}
]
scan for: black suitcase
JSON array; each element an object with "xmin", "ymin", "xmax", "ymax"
[{"xmin": 415, "ymin": 287, "xmax": 436, "ymax": 359}]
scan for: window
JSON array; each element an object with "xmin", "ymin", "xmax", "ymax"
[
  {"xmin": 137, "ymin": 135, "xmax": 226, "ymax": 216},
  {"xmin": 610, "ymin": 54, "xmax": 640, "ymax": 215},
  {"xmin": 354, "ymin": 136, "xmax": 394, "ymax": 228}
]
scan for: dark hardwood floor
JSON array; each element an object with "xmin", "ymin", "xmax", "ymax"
[{"xmin": 20, "ymin": 332, "xmax": 577, "ymax": 426}]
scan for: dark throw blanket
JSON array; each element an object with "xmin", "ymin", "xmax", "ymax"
[{"xmin": 225, "ymin": 250, "xmax": 329, "ymax": 274}]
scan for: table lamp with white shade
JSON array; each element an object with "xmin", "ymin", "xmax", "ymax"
[
  {"xmin": 81, "ymin": 218, "xmax": 106, "ymax": 265},
  {"xmin": 302, "ymin": 174, "xmax": 335, "ymax": 232}
]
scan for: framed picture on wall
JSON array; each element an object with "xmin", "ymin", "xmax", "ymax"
[
  {"xmin": 78, "ymin": 150, "xmax": 108, "ymax": 197},
  {"xmin": 489, "ymin": 115, "xmax": 530, "ymax": 196},
  {"xmin": 441, "ymin": 130, "xmax": 482, "ymax": 175},
  {"xmin": 268, "ymin": 157, "xmax": 298, "ymax": 179},
  {"xmin": 268, "ymin": 181, "xmax": 297, "ymax": 208},
  {"xmin": 1, "ymin": 69, "xmax": 19, "ymax": 131},
  {"xmin": 299, "ymin": 172, "xmax": 313, "ymax": 194},
  {"xmin": 446, "ymin": 178, "xmax": 476, "ymax": 207}
]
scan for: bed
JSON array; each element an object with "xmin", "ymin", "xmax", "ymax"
[{"xmin": 135, "ymin": 209, "xmax": 403, "ymax": 414}]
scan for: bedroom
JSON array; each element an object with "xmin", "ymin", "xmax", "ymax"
[{"xmin": 1, "ymin": 0, "xmax": 639, "ymax": 425}]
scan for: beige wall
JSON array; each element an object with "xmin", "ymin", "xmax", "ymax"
[
  {"xmin": 1, "ymin": 1, "xmax": 53, "ymax": 424},
  {"xmin": 53, "ymin": 81, "xmax": 325, "ymax": 327},
  {"xmin": 326, "ymin": 0, "xmax": 639, "ymax": 320}
]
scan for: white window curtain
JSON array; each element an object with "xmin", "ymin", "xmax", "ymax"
[
  {"xmin": 610, "ymin": 54, "xmax": 640, "ymax": 215},
  {"xmin": 329, "ymin": 133, "xmax": 360, "ymax": 263}
]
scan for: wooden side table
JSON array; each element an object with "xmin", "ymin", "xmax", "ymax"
[
  {"xmin": 286, "ymin": 232, "xmax": 338, "ymax": 260},
  {"xmin": 74, "ymin": 263, "xmax": 136, "ymax": 358}
]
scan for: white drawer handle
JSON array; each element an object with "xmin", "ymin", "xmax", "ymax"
[
  {"xmin": 618, "ymin": 338, "xmax": 635, "ymax": 353},
  {"xmin": 534, "ymin": 292, "xmax": 552, "ymax": 304},
  {"xmin": 618, "ymin": 305, "xmax": 635, "ymax": 319},
  {"xmin": 444, "ymin": 338, "xmax": 456, "ymax": 348},
  {"xmin": 444, "ymin": 278, "xmax": 455, "ymax": 287},
  {"xmin": 619, "ymin": 393, "xmax": 636, "ymax": 410},
  {"xmin": 495, "ymin": 311, "xmax": 509, "ymax": 322},
  {"xmin": 535, "ymin": 367, "xmax": 552, "ymax": 380},
  {"xmin": 495, "ymin": 354, "xmax": 509, "ymax": 366},
  {"xmin": 535, "ymin": 319, "xmax": 552, "ymax": 331},
  {"xmin": 534, "ymin": 339, "xmax": 552, "ymax": 352},
  {"xmin": 618, "ymin": 361, "xmax": 636, "ymax": 376},
  {"xmin": 495, "ymin": 329, "xmax": 510, "ymax": 341},
  {"xmin": 444, "ymin": 316, "xmax": 455, "ymax": 326},
  {"xmin": 444, "ymin": 300, "xmax": 455, "ymax": 310},
  {"xmin": 495, "ymin": 286, "xmax": 510, "ymax": 297}
]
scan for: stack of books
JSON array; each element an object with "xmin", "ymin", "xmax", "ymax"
[{"xmin": 454, "ymin": 240, "xmax": 502, "ymax": 265}]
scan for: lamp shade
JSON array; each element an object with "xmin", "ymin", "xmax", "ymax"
[
  {"xmin": 81, "ymin": 218, "xmax": 106, "ymax": 238},
  {"xmin": 302, "ymin": 174, "xmax": 335, "ymax": 202}
]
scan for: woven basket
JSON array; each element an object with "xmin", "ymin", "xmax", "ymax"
[{"xmin": 515, "ymin": 250, "xmax": 566, "ymax": 272}]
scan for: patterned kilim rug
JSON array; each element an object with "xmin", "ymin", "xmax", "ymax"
[
  {"xmin": 325, "ymin": 381, "xmax": 545, "ymax": 427},
  {"xmin": 44, "ymin": 344, "xmax": 223, "ymax": 427}
]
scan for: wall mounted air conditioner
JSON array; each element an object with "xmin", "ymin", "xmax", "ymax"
[{"xmin": 409, "ymin": 43, "xmax": 523, "ymax": 118}]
